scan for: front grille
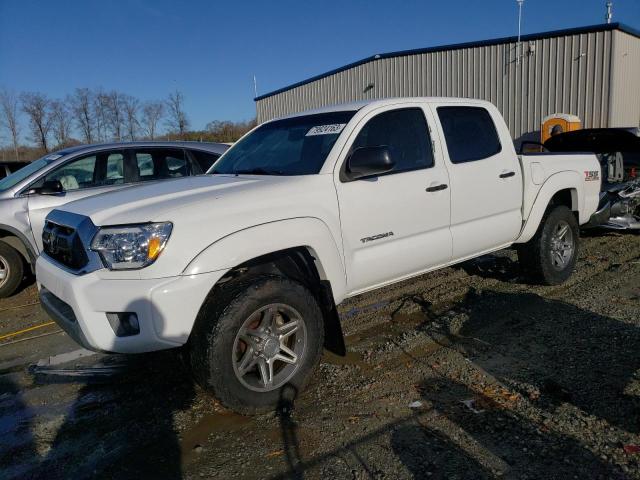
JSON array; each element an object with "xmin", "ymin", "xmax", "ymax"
[{"xmin": 42, "ymin": 220, "xmax": 89, "ymax": 270}]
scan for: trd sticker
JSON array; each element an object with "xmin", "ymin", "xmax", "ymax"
[
  {"xmin": 360, "ymin": 232, "xmax": 394, "ymax": 243},
  {"xmin": 306, "ymin": 124, "xmax": 346, "ymax": 136},
  {"xmin": 584, "ymin": 170, "xmax": 600, "ymax": 181}
]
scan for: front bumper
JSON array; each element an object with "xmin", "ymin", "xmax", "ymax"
[{"xmin": 36, "ymin": 254, "xmax": 225, "ymax": 353}]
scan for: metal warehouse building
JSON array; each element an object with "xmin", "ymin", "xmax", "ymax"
[{"xmin": 255, "ymin": 23, "xmax": 640, "ymax": 143}]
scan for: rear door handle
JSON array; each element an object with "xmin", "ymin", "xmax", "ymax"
[
  {"xmin": 499, "ymin": 171, "xmax": 516, "ymax": 178},
  {"xmin": 426, "ymin": 184, "xmax": 448, "ymax": 192}
]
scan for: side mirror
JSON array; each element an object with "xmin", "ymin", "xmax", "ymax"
[
  {"xmin": 346, "ymin": 146, "xmax": 395, "ymax": 180},
  {"xmin": 29, "ymin": 180, "xmax": 64, "ymax": 195}
]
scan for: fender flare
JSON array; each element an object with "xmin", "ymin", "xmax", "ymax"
[
  {"xmin": 0, "ymin": 223, "xmax": 37, "ymax": 266},
  {"xmin": 182, "ymin": 217, "xmax": 348, "ymax": 303},
  {"xmin": 516, "ymin": 171, "xmax": 582, "ymax": 244}
]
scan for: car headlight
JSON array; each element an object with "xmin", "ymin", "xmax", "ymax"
[{"xmin": 91, "ymin": 222, "xmax": 173, "ymax": 270}]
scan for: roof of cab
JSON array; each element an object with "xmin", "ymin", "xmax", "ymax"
[
  {"xmin": 52, "ymin": 141, "xmax": 229, "ymax": 158},
  {"xmin": 277, "ymin": 96, "xmax": 493, "ymax": 120}
]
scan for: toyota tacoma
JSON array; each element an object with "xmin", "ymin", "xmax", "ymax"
[{"xmin": 36, "ymin": 98, "xmax": 601, "ymax": 413}]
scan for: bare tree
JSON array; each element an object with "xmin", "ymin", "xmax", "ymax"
[
  {"xmin": 0, "ymin": 89, "xmax": 21, "ymax": 160},
  {"xmin": 121, "ymin": 95, "xmax": 140, "ymax": 141},
  {"xmin": 50, "ymin": 99, "xmax": 72, "ymax": 147},
  {"xmin": 21, "ymin": 92, "xmax": 52, "ymax": 152},
  {"xmin": 93, "ymin": 89, "xmax": 109, "ymax": 142},
  {"xmin": 70, "ymin": 88, "xmax": 94, "ymax": 143},
  {"xmin": 141, "ymin": 101, "xmax": 164, "ymax": 140},
  {"xmin": 166, "ymin": 90, "xmax": 189, "ymax": 138},
  {"xmin": 104, "ymin": 90, "xmax": 124, "ymax": 141}
]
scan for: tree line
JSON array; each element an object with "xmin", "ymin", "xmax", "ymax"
[{"xmin": 0, "ymin": 87, "xmax": 256, "ymax": 161}]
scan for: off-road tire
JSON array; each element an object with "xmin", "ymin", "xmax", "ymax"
[
  {"xmin": 517, "ymin": 205, "xmax": 579, "ymax": 285},
  {"xmin": 0, "ymin": 242, "xmax": 24, "ymax": 298},
  {"xmin": 189, "ymin": 276, "xmax": 324, "ymax": 415}
]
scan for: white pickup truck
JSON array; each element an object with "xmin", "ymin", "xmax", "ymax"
[{"xmin": 36, "ymin": 98, "xmax": 601, "ymax": 413}]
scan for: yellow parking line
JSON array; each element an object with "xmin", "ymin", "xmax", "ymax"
[{"xmin": 0, "ymin": 321, "xmax": 56, "ymax": 341}]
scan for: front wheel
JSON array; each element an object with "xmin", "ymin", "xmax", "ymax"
[
  {"xmin": 0, "ymin": 242, "xmax": 24, "ymax": 298},
  {"xmin": 517, "ymin": 205, "xmax": 579, "ymax": 285},
  {"xmin": 189, "ymin": 276, "xmax": 324, "ymax": 415}
]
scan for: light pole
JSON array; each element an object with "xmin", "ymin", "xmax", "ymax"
[{"xmin": 516, "ymin": 0, "xmax": 524, "ymax": 66}]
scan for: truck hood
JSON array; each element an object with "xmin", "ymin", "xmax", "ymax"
[
  {"xmin": 62, "ymin": 175, "xmax": 262, "ymax": 225},
  {"xmin": 56, "ymin": 172, "xmax": 340, "ymax": 280}
]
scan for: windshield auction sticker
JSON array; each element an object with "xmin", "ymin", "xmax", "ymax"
[{"xmin": 306, "ymin": 124, "xmax": 346, "ymax": 136}]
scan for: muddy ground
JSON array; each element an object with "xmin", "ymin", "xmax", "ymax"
[{"xmin": 1, "ymin": 230, "xmax": 640, "ymax": 479}]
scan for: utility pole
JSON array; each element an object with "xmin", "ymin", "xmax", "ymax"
[
  {"xmin": 605, "ymin": 1, "xmax": 613, "ymax": 24},
  {"xmin": 253, "ymin": 75, "xmax": 258, "ymax": 98},
  {"xmin": 516, "ymin": 0, "xmax": 524, "ymax": 66}
]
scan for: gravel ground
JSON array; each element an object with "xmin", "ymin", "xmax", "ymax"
[{"xmin": 1, "ymin": 230, "xmax": 639, "ymax": 479}]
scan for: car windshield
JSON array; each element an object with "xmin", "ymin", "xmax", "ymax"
[
  {"xmin": 0, "ymin": 155, "xmax": 60, "ymax": 192},
  {"xmin": 210, "ymin": 111, "xmax": 356, "ymax": 175}
]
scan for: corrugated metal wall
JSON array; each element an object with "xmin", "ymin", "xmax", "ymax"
[
  {"xmin": 256, "ymin": 29, "xmax": 640, "ymax": 140},
  {"xmin": 609, "ymin": 30, "xmax": 640, "ymax": 127}
]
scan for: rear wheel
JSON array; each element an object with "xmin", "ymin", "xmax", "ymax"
[
  {"xmin": 189, "ymin": 276, "xmax": 324, "ymax": 415},
  {"xmin": 517, "ymin": 205, "xmax": 579, "ymax": 285},
  {"xmin": 0, "ymin": 242, "xmax": 24, "ymax": 298}
]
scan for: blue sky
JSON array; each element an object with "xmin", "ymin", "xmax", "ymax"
[{"xmin": 1, "ymin": 0, "xmax": 638, "ymax": 133}]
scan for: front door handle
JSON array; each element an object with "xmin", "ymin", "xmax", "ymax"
[
  {"xmin": 426, "ymin": 184, "xmax": 448, "ymax": 192},
  {"xmin": 499, "ymin": 171, "xmax": 516, "ymax": 178}
]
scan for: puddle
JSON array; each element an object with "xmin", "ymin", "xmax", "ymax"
[
  {"xmin": 180, "ymin": 411, "xmax": 252, "ymax": 463},
  {"xmin": 0, "ymin": 407, "xmax": 32, "ymax": 435}
]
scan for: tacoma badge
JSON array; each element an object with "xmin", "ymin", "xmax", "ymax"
[{"xmin": 360, "ymin": 232, "xmax": 394, "ymax": 243}]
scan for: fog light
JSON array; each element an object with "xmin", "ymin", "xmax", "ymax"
[{"xmin": 106, "ymin": 312, "xmax": 140, "ymax": 337}]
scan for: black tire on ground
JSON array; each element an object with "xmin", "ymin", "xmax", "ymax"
[
  {"xmin": 0, "ymin": 242, "xmax": 24, "ymax": 298},
  {"xmin": 517, "ymin": 205, "xmax": 579, "ymax": 286},
  {"xmin": 189, "ymin": 276, "xmax": 325, "ymax": 415}
]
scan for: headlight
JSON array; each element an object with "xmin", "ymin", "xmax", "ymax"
[{"xmin": 91, "ymin": 222, "xmax": 172, "ymax": 270}]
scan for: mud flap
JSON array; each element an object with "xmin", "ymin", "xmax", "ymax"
[{"xmin": 319, "ymin": 280, "xmax": 346, "ymax": 356}]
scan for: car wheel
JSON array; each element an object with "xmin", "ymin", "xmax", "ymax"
[
  {"xmin": 517, "ymin": 205, "xmax": 579, "ymax": 285},
  {"xmin": 0, "ymin": 242, "xmax": 24, "ymax": 298},
  {"xmin": 189, "ymin": 276, "xmax": 324, "ymax": 415}
]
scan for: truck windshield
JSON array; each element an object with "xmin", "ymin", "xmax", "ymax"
[
  {"xmin": 0, "ymin": 156, "xmax": 58, "ymax": 192},
  {"xmin": 211, "ymin": 111, "xmax": 356, "ymax": 175}
]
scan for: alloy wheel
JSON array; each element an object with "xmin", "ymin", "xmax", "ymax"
[
  {"xmin": 0, "ymin": 255, "xmax": 10, "ymax": 289},
  {"xmin": 550, "ymin": 220, "xmax": 574, "ymax": 270},
  {"xmin": 232, "ymin": 303, "xmax": 307, "ymax": 392}
]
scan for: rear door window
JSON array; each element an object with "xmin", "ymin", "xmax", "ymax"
[
  {"xmin": 133, "ymin": 148, "xmax": 189, "ymax": 181},
  {"xmin": 103, "ymin": 153, "xmax": 124, "ymax": 185},
  {"xmin": 437, "ymin": 106, "xmax": 502, "ymax": 163}
]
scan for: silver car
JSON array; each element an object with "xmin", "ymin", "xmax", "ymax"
[{"xmin": 0, "ymin": 141, "xmax": 229, "ymax": 297}]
